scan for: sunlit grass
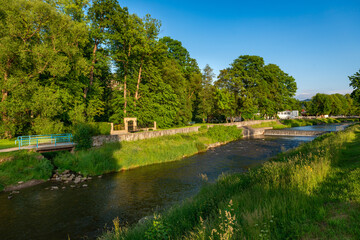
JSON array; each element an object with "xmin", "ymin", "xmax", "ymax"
[
  {"xmin": 250, "ymin": 121, "xmax": 287, "ymax": 129},
  {"xmin": 0, "ymin": 138, "xmax": 16, "ymax": 150}
]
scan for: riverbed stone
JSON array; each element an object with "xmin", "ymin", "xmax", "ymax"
[
  {"xmin": 82, "ymin": 184, "xmax": 88, "ymax": 187},
  {"xmin": 51, "ymin": 186, "xmax": 59, "ymax": 190},
  {"xmin": 70, "ymin": 185, "xmax": 75, "ymax": 188},
  {"xmin": 74, "ymin": 177, "xmax": 81, "ymax": 184}
]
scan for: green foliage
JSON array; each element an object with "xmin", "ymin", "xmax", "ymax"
[
  {"xmin": 72, "ymin": 123, "xmax": 95, "ymax": 150},
  {"xmin": 215, "ymin": 55, "xmax": 297, "ymax": 121},
  {"xmin": 144, "ymin": 215, "xmax": 170, "ymax": 240},
  {"xmin": 308, "ymin": 93, "xmax": 358, "ymax": 116},
  {"xmin": 32, "ymin": 117, "xmax": 64, "ymax": 135},
  {"xmin": 349, "ymin": 69, "xmax": 360, "ymax": 106},
  {"xmin": 90, "ymin": 122, "xmax": 111, "ymax": 135},
  {"xmin": 0, "ymin": 151, "xmax": 53, "ymax": 191}
]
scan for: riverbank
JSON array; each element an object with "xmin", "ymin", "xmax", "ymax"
[
  {"xmin": 99, "ymin": 124, "xmax": 360, "ymax": 239},
  {"xmin": 0, "ymin": 126, "xmax": 242, "ymax": 191},
  {"xmin": 53, "ymin": 125, "xmax": 242, "ymax": 176},
  {"xmin": 0, "ymin": 151, "xmax": 53, "ymax": 191}
]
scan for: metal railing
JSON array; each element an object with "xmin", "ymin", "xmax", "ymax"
[{"xmin": 15, "ymin": 133, "xmax": 73, "ymax": 150}]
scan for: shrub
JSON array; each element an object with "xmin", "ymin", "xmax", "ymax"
[{"xmin": 72, "ymin": 123, "xmax": 95, "ymax": 150}]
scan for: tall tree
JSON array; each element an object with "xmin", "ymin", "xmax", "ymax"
[
  {"xmin": 0, "ymin": 0, "xmax": 87, "ymax": 137},
  {"xmin": 349, "ymin": 69, "xmax": 360, "ymax": 105},
  {"xmin": 196, "ymin": 64, "xmax": 215, "ymax": 122}
]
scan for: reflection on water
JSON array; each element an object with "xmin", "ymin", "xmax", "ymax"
[{"xmin": 0, "ymin": 136, "xmax": 314, "ymax": 240}]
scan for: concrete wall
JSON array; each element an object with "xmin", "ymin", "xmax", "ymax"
[{"xmin": 92, "ymin": 120, "xmax": 278, "ymax": 147}]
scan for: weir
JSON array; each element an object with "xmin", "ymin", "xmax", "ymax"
[{"xmin": 264, "ymin": 129, "xmax": 330, "ymax": 136}]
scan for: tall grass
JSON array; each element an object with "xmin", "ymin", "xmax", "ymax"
[
  {"xmin": 0, "ymin": 151, "xmax": 53, "ymax": 191},
  {"xmin": 54, "ymin": 126, "xmax": 242, "ymax": 176},
  {"xmin": 99, "ymin": 124, "xmax": 360, "ymax": 240}
]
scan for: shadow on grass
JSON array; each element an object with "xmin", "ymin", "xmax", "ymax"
[{"xmin": 52, "ymin": 142, "xmax": 123, "ymax": 176}]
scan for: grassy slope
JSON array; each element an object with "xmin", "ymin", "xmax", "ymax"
[
  {"xmin": 0, "ymin": 151, "xmax": 53, "ymax": 191},
  {"xmin": 0, "ymin": 138, "xmax": 16, "ymax": 150},
  {"xmin": 250, "ymin": 121, "xmax": 287, "ymax": 129},
  {"xmin": 53, "ymin": 126, "xmax": 242, "ymax": 176},
  {"xmin": 99, "ymin": 124, "xmax": 360, "ymax": 240}
]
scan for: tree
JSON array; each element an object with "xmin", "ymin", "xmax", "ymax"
[
  {"xmin": 349, "ymin": 69, "xmax": 360, "ymax": 105},
  {"xmin": 309, "ymin": 94, "xmax": 332, "ymax": 116},
  {"xmin": 0, "ymin": 0, "xmax": 87, "ymax": 137},
  {"xmin": 196, "ymin": 64, "xmax": 215, "ymax": 123}
]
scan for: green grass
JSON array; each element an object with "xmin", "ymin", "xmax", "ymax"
[
  {"xmin": 280, "ymin": 117, "xmax": 359, "ymax": 128},
  {"xmin": 250, "ymin": 121, "xmax": 287, "ymax": 129},
  {"xmin": 98, "ymin": 124, "xmax": 360, "ymax": 240},
  {"xmin": 0, "ymin": 138, "xmax": 16, "ymax": 150},
  {"xmin": 53, "ymin": 125, "xmax": 243, "ymax": 176},
  {"xmin": 0, "ymin": 151, "xmax": 53, "ymax": 191}
]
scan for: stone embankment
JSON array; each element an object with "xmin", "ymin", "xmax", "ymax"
[{"xmin": 92, "ymin": 120, "xmax": 276, "ymax": 147}]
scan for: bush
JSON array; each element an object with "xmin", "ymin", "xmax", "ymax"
[{"xmin": 72, "ymin": 123, "xmax": 95, "ymax": 150}]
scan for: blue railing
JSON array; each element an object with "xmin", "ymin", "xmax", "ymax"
[{"xmin": 15, "ymin": 133, "xmax": 73, "ymax": 150}]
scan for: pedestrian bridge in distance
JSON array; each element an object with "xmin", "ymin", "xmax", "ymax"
[
  {"xmin": 264, "ymin": 129, "xmax": 330, "ymax": 137},
  {"xmin": 14, "ymin": 133, "xmax": 74, "ymax": 153}
]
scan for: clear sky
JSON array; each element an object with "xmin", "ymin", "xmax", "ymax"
[{"xmin": 120, "ymin": 0, "xmax": 360, "ymax": 100}]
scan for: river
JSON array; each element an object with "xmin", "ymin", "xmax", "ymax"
[{"xmin": 0, "ymin": 123, "xmax": 347, "ymax": 240}]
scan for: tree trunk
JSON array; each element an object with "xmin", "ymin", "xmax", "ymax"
[
  {"xmin": 1, "ymin": 71, "xmax": 11, "ymax": 138},
  {"xmin": 84, "ymin": 41, "xmax": 98, "ymax": 100},
  {"xmin": 123, "ymin": 73, "xmax": 127, "ymax": 116},
  {"xmin": 134, "ymin": 58, "xmax": 143, "ymax": 108},
  {"xmin": 123, "ymin": 44, "xmax": 131, "ymax": 116}
]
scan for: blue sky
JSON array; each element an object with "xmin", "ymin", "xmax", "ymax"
[{"xmin": 121, "ymin": 0, "xmax": 360, "ymax": 100}]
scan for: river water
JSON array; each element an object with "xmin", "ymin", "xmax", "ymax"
[{"xmin": 0, "ymin": 124, "xmax": 347, "ymax": 240}]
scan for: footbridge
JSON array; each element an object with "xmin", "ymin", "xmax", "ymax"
[
  {"xmin": 264, "ymin": 129, "xmax": 331, "ymax": 137},
  {"xmin": 14, "ymin": 134, "xmax": 74, "ymax": 153}
]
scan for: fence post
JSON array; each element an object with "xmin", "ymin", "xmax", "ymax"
[{"xmin": 37, "ymin": 139, "xmax": 38, "ymax": 149}]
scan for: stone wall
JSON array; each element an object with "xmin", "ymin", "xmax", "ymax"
[
  {"xmin": 92, "ymin": 120, "xmax": 278, "ymax": 147},
  {"xmin": 93, "ymin": 126, "xmax": 201, "ymax": 147}
]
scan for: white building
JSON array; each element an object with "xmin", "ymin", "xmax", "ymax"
[{"xmin": 277, "ymin": 110, "xmax": 299, "ymax": 119}]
